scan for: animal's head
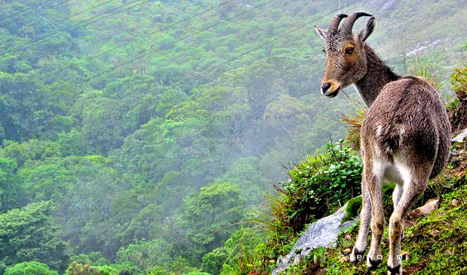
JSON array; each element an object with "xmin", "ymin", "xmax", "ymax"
[{"xmin": 314, "ymin": 12, "xmax": 376, "ymax": 97}]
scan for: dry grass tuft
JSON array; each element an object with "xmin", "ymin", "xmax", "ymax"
[{"xmin": 340, "ymin": 108, "xmax": 366, "ymax": 151}]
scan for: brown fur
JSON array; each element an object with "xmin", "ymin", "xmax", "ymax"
[
  {"xmin": 364, "ymin": 76, "xmax": 451, "ymax": 178},
  {"xmin": 315, "ymin": 12, "xmax": 451, "ymax": 274}
]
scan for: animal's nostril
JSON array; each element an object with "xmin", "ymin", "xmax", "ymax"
[{"xmin": 321, "ymin": 83, "xmax": 331, "ymax": 94}]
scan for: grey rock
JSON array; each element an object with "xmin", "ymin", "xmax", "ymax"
[
  {"xmin": 272, "ymin": 203, "xmax": 357, "ymax": 274},
  {"xmin": 452, "ymin": 128, "xmax": 467, "ymax": 142}
]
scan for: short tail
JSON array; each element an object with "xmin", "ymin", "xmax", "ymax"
[{"xmin": 377, "ymin": 125, "xmax": 404, "ymax": 157}]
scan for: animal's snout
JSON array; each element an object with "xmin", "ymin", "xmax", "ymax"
[
  {"xmin": 321, "ymin": 83, "xmax": 332, "ymax": 94},
  {"xmin": 320, "ymin": 80, "xmax": 340, "ymax": 97}
]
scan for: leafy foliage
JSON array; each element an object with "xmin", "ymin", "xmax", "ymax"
[
  {"xmin": 65, "ymin": 262, "xmax": 103, "ymax": 275},
  {"xmin": 323, "ymin": 159, "xmax": 467, "ymax": 274},
  {"xmin": 278, "ymin": 140, "xmax": 363, "ymax": 233},
  {"xmin": 4, "ymin": 262, "xmax": 58, "ymax": 275},
  {"xmin": 449, "ymin": 68, "xmax": 467, "ymax": 132},
  {"xmin": 0, "ymin": 202, "xmax": 70, "ymax": 274},
  {"xmin": 115, "ymin": 239, "xmax": 171, "ymax": 274},
  {"xmin": 210, "ymin": 141, "xmax": 363, "ymax": 274},
  {"xmin": 0, "ymin": 0, "xmax": 465, "ymax": 273},
  {"xmin": 452, "ymin": 68, "xmax": 467, "ymax": 94},
  {"xmin": 176, "ymin": 183, "xmax": 246, "ymax": 262},
  {"xmin": 69, "ymin": 253, "xmax": 110, "ymax": 267},
  {"xmin": 203, "ymin": 227, "xmax": 265, "ymax": 275}
]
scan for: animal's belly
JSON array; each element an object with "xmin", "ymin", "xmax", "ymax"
[{"xmin": 382, "ymin": 164, "xmax": 404, "ymax": 184}]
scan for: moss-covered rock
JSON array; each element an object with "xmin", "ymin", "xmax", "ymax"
[{"xmin": 343, "ymin": 196, "xmax": 362, "ymax": 222}]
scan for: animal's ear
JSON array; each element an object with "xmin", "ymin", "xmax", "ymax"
[
  {"xmin": 314, "ymin": 25, "xmax": 327, "ymax": 40},
  {"xmin": 358, "ymin": 16, "xmax": 376, "ymax": 42}
]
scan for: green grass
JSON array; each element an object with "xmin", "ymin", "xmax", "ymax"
[{"xmin": 288, "ymin": 153, "xmax": 467, "ymax": 274}]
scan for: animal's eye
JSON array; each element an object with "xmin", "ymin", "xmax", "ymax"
[
  {"xmin": 322, "ymin": 48, "xmax": 326, "ymax": 53},
  {"xmin": 345, "ymin": 47, "xmax": 354, "ymax": 54}
]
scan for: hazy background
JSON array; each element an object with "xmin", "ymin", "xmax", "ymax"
[{"xmin": 0, "ymin": 0, "xmax": 466, "ymax": 273}]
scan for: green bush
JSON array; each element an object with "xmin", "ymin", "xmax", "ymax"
[
  {"xmin": 452, "ymin": 68, "xmax": 467, "ymax": 94},
  {"xmin": 0, "ymin": 201, "xmax": 71, "ymax": 273},
  {"xmin": 4, "ymin": 262, "xmax": 58, "ymax": 275},
  {"xmin": 201, "ymin": 227, "xmax": 267, "ymax": 275},
  {"xmin": 449, "ymin": 67, "xmax": 467, "ymax": 132},
  {"xmin": 146, "ymin": 266, "xmax": 167, "ymax": 275},
  {"xmin": 278, "ymin": 140, "xmax": 363, "ymax": 233},
  {"xmin": 170, "ymin": 257, "xmax": 198, "ymax": 274},
  {"xmin": 115, "ymin": 239, "xmax": 171, "ymax": 274},
  {"xmin": 65, "ymin": 262, "xmax": 121, "ymax": 275},
  {"xmin": 65, "ymin": 262, "xmax": 101, "ymax": 275},
  {"xmin": 202, "ymin": 248, "xmax": 228, "ymax": 274},
  {"xmin": 70, "ymin": 252, "xmax": 110, "ymax": 266}
]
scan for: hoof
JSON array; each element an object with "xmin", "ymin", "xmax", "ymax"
[
  {"xmin": 387, "ymin": 264, "xmax": 401, "ymax": 275},
  {"xmin": 350, "ymin": 247, "xmax": 365, "ymax": 263},
  {"xmin": 367, "ymin": 257, "xmax": 382, "ymax": 270}
]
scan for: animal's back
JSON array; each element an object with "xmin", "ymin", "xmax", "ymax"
[{"xmin": 362, "ymin": 76, "xmax": 451, "ymax": 178}]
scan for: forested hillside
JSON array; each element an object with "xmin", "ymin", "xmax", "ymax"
[{"xmin": 0, "ymin": 0, "xmax": 466, "ymax": 274}]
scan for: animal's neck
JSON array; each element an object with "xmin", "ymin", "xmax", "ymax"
[{"xmin": 355, "ymin": 44, "xmax": 400, "ymax": 107}]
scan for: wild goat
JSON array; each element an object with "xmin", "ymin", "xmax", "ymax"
[{"xmin": 314, "ymin": 12, "xmax": 451, "ymax": 274}]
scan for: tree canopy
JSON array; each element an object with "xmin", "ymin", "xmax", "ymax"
[{"xmin": 0, "ymin": 0, "xmax": 465, "ymax": 273}]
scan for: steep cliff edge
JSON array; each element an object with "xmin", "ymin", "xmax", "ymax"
[{"xmin": 260, "ymin": 66, "xmax": 467, "ymax": 275}]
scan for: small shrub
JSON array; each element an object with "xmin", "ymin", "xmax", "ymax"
[
  {"xmin": 452, "ymin": 68, "xmax": 467, "ymax": 95},
  {"xmin": 66, "ymin": 262, "xmax": 101, "ymax": 275},
  {"xmin": 146, "ymin": 266, "xmax": 166, "ymax": 275},
  {"xmin": 5, "ymin": 262, "xmax": 58, "ymax": 275},
  {"xmin": 340, "ymin": 109, "xmax": 366, "ymax": 150},
  {"xmin": 273, "ymin": 140, "xmax": 363, "ymax": 235},
  {"xmin": 170, "ymin": 257, "xmax": 197, "ymax": 274},
  {"xmin": 202, "ymin": 248, "xmax": 227, "ymax": 274},
  {"xmin": 70, "ymin": 253, "xmax": 110, "ymax": 267},
  {"xmin": 449, "ymin": 67, "xmax": 467, "ymax": 132}
]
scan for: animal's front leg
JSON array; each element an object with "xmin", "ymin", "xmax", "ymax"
[
  {"xmin": 392, "ymin": 182, "xmax": 405, "ymax": 239},
  {"xmin": 350, "ymin": 176, "xmax": 371, "ymax": 262}
]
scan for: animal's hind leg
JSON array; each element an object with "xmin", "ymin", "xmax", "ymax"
[
  {"xmin": 392, "ymin": 182, "xmax": 405, "ymax": 238},
  {"xmin": 387, "ymin": 166, "xmax": 429, "ymax": 275},
  {"xmin": 350, "ymin": 174, "xmax": 371, "ymax": 262},
  {"xmin": 366, "ymin": 159, "xmax": 385, "ymax": 269}
]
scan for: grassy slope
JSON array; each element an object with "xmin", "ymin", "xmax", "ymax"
[
  {"xmin": 325, "ymin": 151, "xmax": 467, "ymax": 275},
  {"xmin": 274, "ymin": 149, "xmax": 467, "ymax": 275},
  {"xmin": 269, "ymin": 67, "xmax": 467, "ymax": 274},
  {"xmin": 271, "ymin": 136, "xmax": 467, "ymax": 275}
]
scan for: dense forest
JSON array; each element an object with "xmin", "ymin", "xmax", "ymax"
[{"xmin": 0, "ymin": 0, "xmax": 466, "ymax": 274}]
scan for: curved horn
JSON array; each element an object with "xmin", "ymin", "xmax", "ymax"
[
  {"xmin": 328, "ymin": 14, "xmax": 348, "ymax": 33},
  {"xmin": 340, "ymin": 12, "xmax": 372, "ymax": 34}
]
